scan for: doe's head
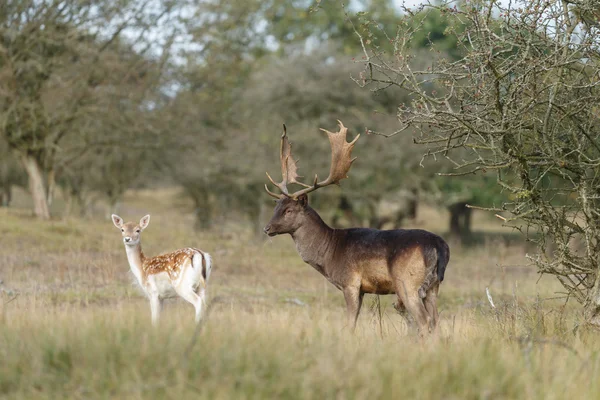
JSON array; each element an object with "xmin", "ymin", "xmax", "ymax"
[
  {"xmin": 111, "ymin": 214, "xmax": 150, "ymax": 246},
  {"xmin": 264, "ymin": 194, "xmax": 309, "ymax": 236}
]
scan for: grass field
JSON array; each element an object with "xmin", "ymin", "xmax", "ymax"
[{"xmin": 1, "ymin": 188, "xmax": 598, "ymax": 399}]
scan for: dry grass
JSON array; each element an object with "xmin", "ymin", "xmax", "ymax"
[{"xmin": 0, "ymin": 188, "xmax": 595, "ymax": 399}]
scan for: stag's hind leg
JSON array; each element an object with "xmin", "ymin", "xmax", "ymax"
[
  {"xmin": 396, "ymin": 283, "xmax": 430, "ymax": 336},
  {"xmin": 423, "ymin": 283, "xmax": 440, "ymax": 333},
  {"xmin": 391, "ymin": 250, "xmax": 432, "ymax": 336}
]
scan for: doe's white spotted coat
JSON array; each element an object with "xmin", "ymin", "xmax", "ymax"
[{"xmin": 113, "ymin": 214, "xmax": 212, "ymax": 325}]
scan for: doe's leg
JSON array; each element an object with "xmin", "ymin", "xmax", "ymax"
[
  {"xmin": 177, "ymin": 286, "xmax": 205, "ymax": 324},
  {"xmin": 150, "ymin": 294, "xmax": 162, "ymax": 327}
]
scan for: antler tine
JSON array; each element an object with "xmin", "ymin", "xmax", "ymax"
[
  {"xmin": 287, "ymin": 120, "xmax": 360, "ymax": 199},
  {"xmin": 264, "ymin": 184, "xmax": 282, "ymax": 199},
  {"xmin": 264, "ymin": 124, "xmax": 311, "ymax": 199}
]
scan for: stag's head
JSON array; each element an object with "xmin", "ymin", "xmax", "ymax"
[
  {"xmin": 112, "ymin": 214, "xmax": 150, "ymax": 246},
  {"xmin": 263, "ymin": 120, "xmax": 360, "ymax": 236}
]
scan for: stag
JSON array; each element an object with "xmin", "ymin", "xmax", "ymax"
[{"xmin": 263, "ymin": 121, "xmax": 449, "ymax": 335}]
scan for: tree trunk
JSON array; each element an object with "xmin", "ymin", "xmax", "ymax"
[
  {"xmin": 63, "ymin": 192, "xmax": 73, "ymax": 218},
  {"xmin": 407, "ymin": 188, "xmax": 418, "ymax": 220},
  {"xmin": 0, "ymin": 184, "xmax": 10, "ymax": 207},
  {"xmin": 20, "ymin": 154, "xmax": 50, "ymax": 219},
  {"xmin": 77, "ymin": 192, "xmax": 95, "ymax": 218},
  {"xmin": 107, "ymin": 196, "xmax": 120, "ymax": 218},
  {"xmin": 195, "ymin": 207, "xmax": 212, "ymax": 230},
  {"xmin": 193, "ymin": 193, "xmax": 212, "ymax": 230},
  {"xmin": 46, "ymin": 168, "xmax": 56, "ymax": 207},
  {"xmin": 448, "ymin": 202, "xmax": 471, "ymax": 243}
]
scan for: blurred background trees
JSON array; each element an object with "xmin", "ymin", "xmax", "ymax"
[{"xmin": 0, "ymin": 0, "xmax": 508, "ymax": 245}]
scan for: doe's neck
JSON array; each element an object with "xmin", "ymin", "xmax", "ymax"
[{"xmin": 124, "ymin": 243, "xmax": 146, "ymax": 283}]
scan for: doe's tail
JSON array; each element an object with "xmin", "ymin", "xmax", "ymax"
[
  {"xmin": 192, "ymin": 251, "xmax": 212, "ymax": 283},
  {"xmin": 203, "ymin": 253, "xmax": 212, "ymax": 283}
]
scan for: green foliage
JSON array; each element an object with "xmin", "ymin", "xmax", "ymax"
[{"xmin": 407, "ymin": 7, "xmax": 466, "ymax": 60}]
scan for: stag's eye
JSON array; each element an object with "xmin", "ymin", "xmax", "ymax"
[
  {"xmin": 136, "ymin": 229, "xmax": 140, "ymax": 233},
  {"xmin": 285, "ymin": 209, "xmax": 292, "ymax": 215},
  {"xmin": 121, "ymin": 229, "xmax": 124, "ymax": 232}
]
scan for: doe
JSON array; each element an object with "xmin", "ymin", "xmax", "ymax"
[{"xmin": 111, "ymin": 214, "xmax": 212, "ymax": 325}]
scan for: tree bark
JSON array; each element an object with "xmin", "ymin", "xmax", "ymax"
[
  {"xmin": 407, "ymin": 188, "xmax": 418, "ymax": 220},
  {"xmin": 46, "ymin": 168, "xmax": 56, "ymax": 207},
  {"xmin": 0, "ymin": 184, "xmax": 10, "ymax": 207},
  {"xmin": 193, "ymin": 192, "xmax": 212, "ymax": 230},
  {"xmin": 63, "ymin": 192, "xmax": 73, "ymax": 218},
  {"xmin": 107, "ymin": 195, "xmax": 120, "ymax": 218},
  {"xmin": 20, "ymin": 154, "xmax": 50, "ymax": 219}
]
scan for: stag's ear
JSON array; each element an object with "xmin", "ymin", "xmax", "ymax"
[
  {"xmin": 297, "ymin": 194, "xmax": 309, "ymax": 208},
  {"xmin": 139, "ymin": 214, "xmax": 151, "ymax": 230},
  {"xmin": 112, "ymin": 214, "xmax": 123, "ymax": 229}
]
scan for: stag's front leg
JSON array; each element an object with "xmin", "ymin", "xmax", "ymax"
[{"xmin": 343, "ymin": 286, "xmax": 364, "ymax": 332}]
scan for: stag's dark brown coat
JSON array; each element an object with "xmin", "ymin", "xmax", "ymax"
[
  {"xmin": 265, "ymin": 196, "xmax": 449, "ymax": 333},
  {"xmin": 264, "ymin": 121, "xmax": 450, "ymax": 334}
]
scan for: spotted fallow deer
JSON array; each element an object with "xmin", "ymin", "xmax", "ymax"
[
  {"xmin": 263, "ymin": 121, "xmax": 450, "ymax": 335},
  {"xmin": 111, "ymin": 214, "xmax": 212, "ymax": 326}
]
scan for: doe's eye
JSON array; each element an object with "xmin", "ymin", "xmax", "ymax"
[
  {"xmin": 121, "ymin": 229, "xmax": 124, "ymax": 232},
  {"xmin": 136, "ymin": 229, "xmax": 140, "ymax": 233}
]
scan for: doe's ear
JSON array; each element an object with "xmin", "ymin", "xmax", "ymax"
[
  {"xmin": 111, "ymin": 214, "xmax": 123, "ymax": 229},
  {"xmin": 297, "ymin": 194, "xmax": 309, "ymax": 208},
  {"xmin": 139, "ymin": 214, "xmax": 151, "ymax": 230}
]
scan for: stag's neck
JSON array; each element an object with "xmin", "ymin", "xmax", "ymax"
[
  {"xmin": 291, "ymin": 207, "xmax": 337, "ymax": 277},
  {"xmin": 125, "ymin": 243, "xmax": 146, "ymax": 286}
]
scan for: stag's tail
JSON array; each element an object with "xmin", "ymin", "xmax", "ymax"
[
  {"xmin": 436, "ymin": 239, "xmax": 450, "ymax": 283},
  {"xmin": 418, "ymin": 238, "xmax": 450, "ymax": 298}
]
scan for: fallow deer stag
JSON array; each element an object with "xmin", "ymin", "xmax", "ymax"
[
  {"xmin": 263, "ymin": 121, "xmax": 449, "ymax": 335},
  {"xmin": 111, "ymin": 214, "xmax": 212, "ymax": 326}
]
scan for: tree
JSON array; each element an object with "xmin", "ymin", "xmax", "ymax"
[
  {"xmin": 0, "ymin": 136, "xmax": 24, "ymax": 207},
  {"xmin": 356, "ymin": 0, "xmax": 600, "ymax": 326},
  {"xmin": 0, "ymin": 0, "xmax": 179, "ymax": 218}
]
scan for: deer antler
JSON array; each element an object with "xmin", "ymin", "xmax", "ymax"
[
  {"xmin": 264, "ymin": 120, "xmax": 360, "ymax": 200},
  {"xmin": 265, "ymin": 124, "xmax": 310, "ymax": 199}
]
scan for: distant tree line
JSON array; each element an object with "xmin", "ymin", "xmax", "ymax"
[{"xmin": 0, "ymin": 0, "xmax": 505, "ymax": 244}]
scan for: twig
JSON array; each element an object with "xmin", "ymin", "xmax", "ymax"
[{"xmin": 486, "ymin": 287, "xmax": 496, "ymax": 309}]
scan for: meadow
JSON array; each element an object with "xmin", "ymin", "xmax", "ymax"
[{"xmin": 1, "ymin": 188, "xmax": 598, "ymax": 399}]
